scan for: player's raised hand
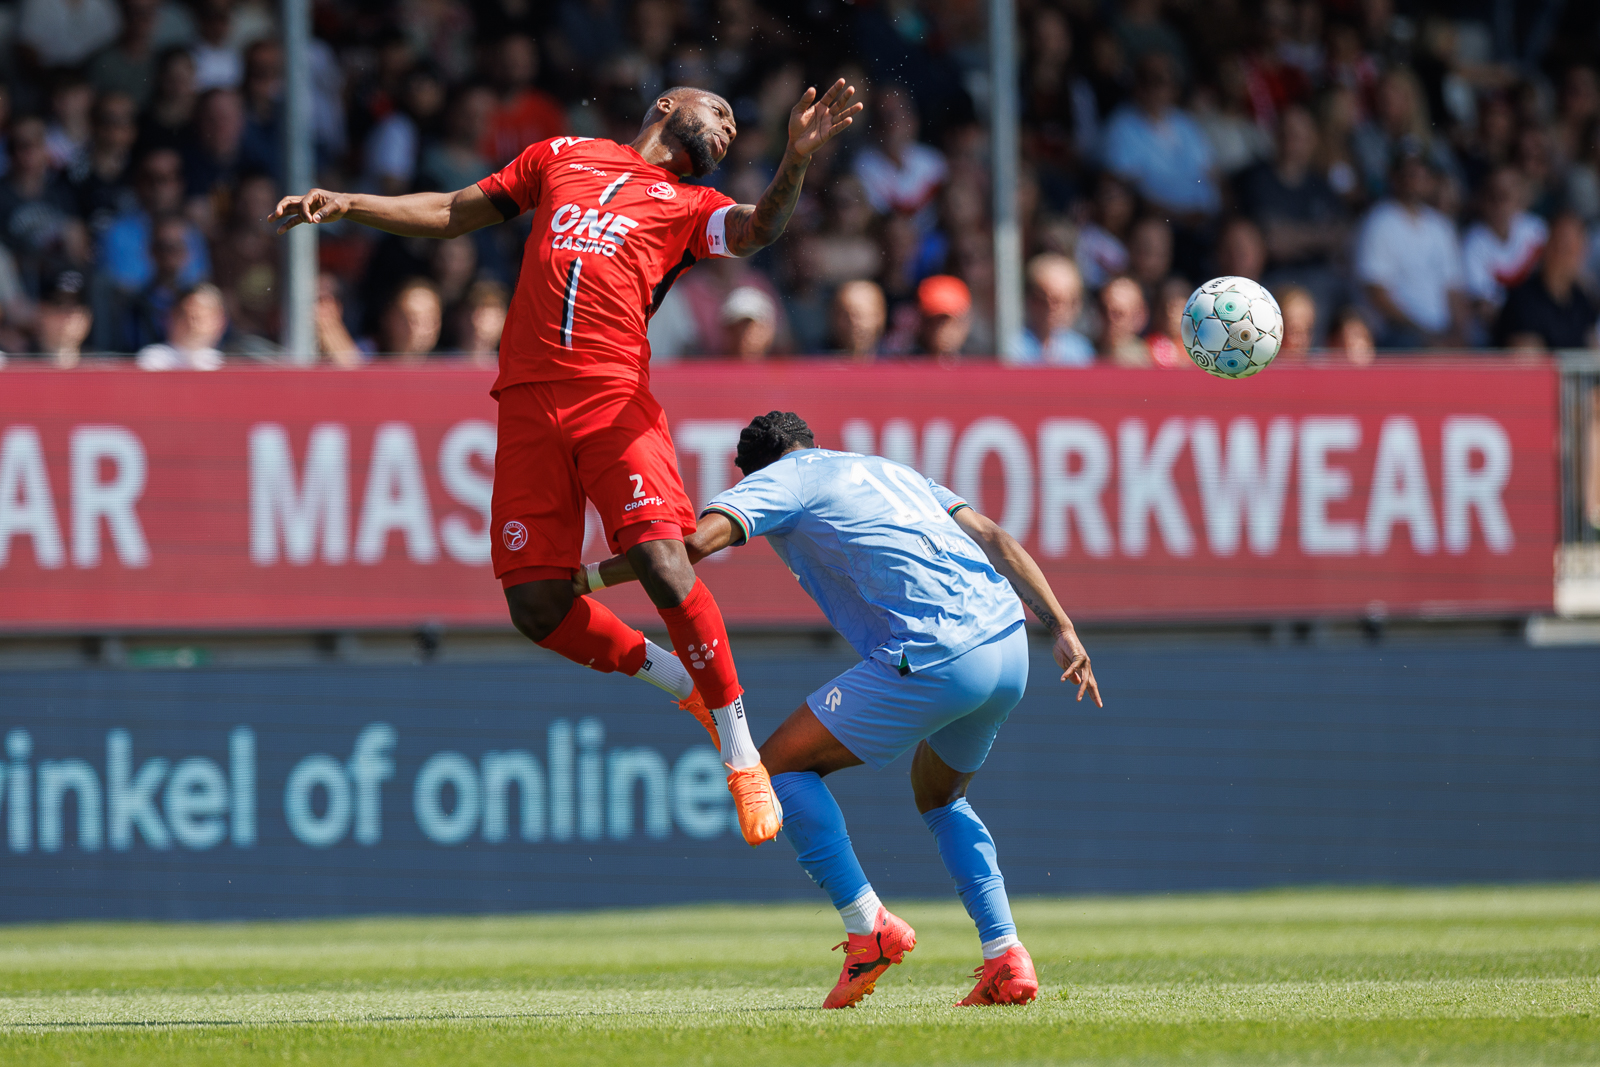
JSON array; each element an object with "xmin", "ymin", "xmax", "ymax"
[
  {"xmin": 271, "ymin": 189, "xmax": 352, "ymax": 234},
  {"xmin": 787, "ymin": 79, "xmax": 863, "ymax": 159},
  {"xmin": 1052, "ymin": 627, "xmax": 1102, "ymax": 707}
]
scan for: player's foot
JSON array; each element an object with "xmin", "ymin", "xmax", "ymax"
[
  {"xmin": 679, "ymin": 691, "xmax": 720, "ymax": 748},
  {"xmin": 823, "ymin": 907, "xmax": 916, "ymax": 1009},
  {"xmin": 726, "ymin": 761, "xmax": 782, "ymax": 846},
  {"xmin": 955, "ymin": 944, "xmax": 1039, "ymax": 1006}
]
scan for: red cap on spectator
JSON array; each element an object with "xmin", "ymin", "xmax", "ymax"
[{"xmin": 917, "ymin": 275, "xmax": 971, "ymax": 317}]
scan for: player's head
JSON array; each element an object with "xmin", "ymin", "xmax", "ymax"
[
  {"xmin": 644, "ymin": 86, "xmax": 735, "ymax": 178},
  {"xmin": 735, "ymin": 411, "xmax": 815, "ymax": 475}
]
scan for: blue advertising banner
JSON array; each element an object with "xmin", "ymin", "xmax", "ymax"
[{"xmin": 0, "ymin": 639, "xmax": 1596, "ymax": 921}]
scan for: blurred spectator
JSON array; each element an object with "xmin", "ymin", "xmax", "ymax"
[
  {"xmin": 364, "ymin": 64, "xmax": 445, "ymax": 196},
  {"xmin": 1238, "ymin": 105, "xmax": 1349, "ymax": 321},
  {"xmin": 99, "ymin": 148, "xmax": 209, "ymax": 295},
  {"xmin": 379, "ymin": 277, "xmax": 442, "ymax": 361},
  {"xmin": 45, "ymin": 75, "xmax": 95, "ymax": 170},
  {"xmin": 456, "ymin": 279, "xmax": 507, "ymax": 368},
  {"xmin": 139, "ymin": 47, "xmax": 199, "ymax": 152},
  {"xmin": 483, "ymin": 35, "xmax": 566, "ymax": 167},
  {"xmin": 191, "ymin": 0, "xmax": 246, "ymax": 92},
  {"xmin": 88, "ymin": 0, "xmax": 165, "ymax": 109},
  {"xmin": 1075, "ymin": 172, "xmax": 1135, "ymax": 291},
  {"xmin": 35, "ymin": 269, "xmax": 93, "ymax": 368},
  {"xmin": 431, "ymin": 236, "xmax": 478, "ymax": 313},
  {"xmin": 65, "ymin": 92, "xmax": 140, "ymax": 236},
  {"xmin": 1216, "ymin": 217, "xmax": 1267, "ymax": 280},
  {"xmin": 238, "ymin": 40, "xmax": 284, "ymax": 185},
  {"xmin": 135, "ymin": 281, "xmax": 226, "ymax": 369},
  {"xmin": 1351, "ymin": 67, "xmax": 1456, "ymax": 199},
  {"xmin": 721, "ymin": 286, "xmax": 778, "ymax": 361},
  {"xmin": 123, "ymin": 213, "xmax": 196, "ymax": 349},
  {"xmin": 1011, "ymin": 253, "xmax": 1092, "ymax": 366},
  {"xmin": 799, "ymin": 176, "xmax": 883, "ymax": 290},
  {"xmin": 1128, "ymin": 216, "xmax": 1174, "ymax": 303},
  {"xmin": 419, "ymin": 85, "xmax": 496, "ymax": 193},
  {"xmin": 1113, "ymin": 0, "xmax": 1188, "ymax": 84},
  {"xmin": 829, "ymin": 279, "xmax": 886, "ymax": 361},
  {"xmin": 0, "ymin": 117, "xmax": 85, "ymax": 298},
  {"xmin": 1462, "ymin": 166, "xmax": 1547, "ymax": 330},
  {"xmin": 314, "ymin": 273, "xmax": 361, "ymax": 367},
  {"xmin": 181, "ymin": 88, "xmax": 248, "ymax": 210},
  {"xmin": 0, "ymin": 245, "xmax": 31, "ymax": 350},
  {"xmin": 1326, "ymin": 305, "xmax": 1377, "ymax": 365},
  {"xmin": 1145, "ymin": 276, "xmax": 1192, "ymax": 369},
  {"xmin": 1103, "ymin": 54, "xmax": 1220, "ymax": 220},
  {"xmin": 1276, "ymin": 285, "xmax": 1316, "ymax": 361},
  {"xmin": 1099, "ymin": 277, "xmax": 1150, "ymax": 367},
  {"xmin": 1192, "ymin": 55, "xmax": 1273, "ymax": 179},
  {"xmin": 1494, "ymin": 212, "xmax": 1598, "ymax": 351},
  {"xmin": 19, "ymin": 0, "xmax": 122, "ymax": 70},
  {"xmin": 853, "ymin": 86, "xmax": 948, "ymax": 232},
  {"xmin": 211, "ymin": 172, "xmax": 278, "ymax": 342},
  {"xmin": 915, "ymin": 275, "xmax": 970, "ymax": 360},
  {"xmin": 1355, "ymin": 151, "xmax": 1468, "ymax": 348}
]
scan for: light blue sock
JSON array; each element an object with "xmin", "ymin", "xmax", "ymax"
[
  {"xmin": 923, "ymin": 797, "xmax": 1016, "ymax": 942},
  {"xmin": 772, "ymin": 771, "xmax": 871, "ymax": 909}
]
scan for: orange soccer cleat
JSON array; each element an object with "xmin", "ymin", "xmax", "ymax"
[
  {"xmin": 679, "ymin": 691, "xmax": 720, "ymax": 748},
  {"xmin": 955, "ymin": 944, "xmax": 1039, "ymax": 1006},
  {"xmin": 823, "ymin": 907, "xmax": 916, "ymax": 1009},
  {"xmin": 725, "ymin": 761, "xmax": 782, "ymax": 845}
]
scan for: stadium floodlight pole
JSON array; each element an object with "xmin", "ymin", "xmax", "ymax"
[
  {"xmin": 281, "ymin": 0, "xmax": 317, "ymax": 364},
  {"xmin": 989, "ymin": 0, "xmax": 1023, "ymax": 363}
]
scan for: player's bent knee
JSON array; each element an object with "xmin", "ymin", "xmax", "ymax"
[
  {"xmin": 911, "ymin": 741, "xmax": 975, "ymax": 814},
  {"xmin": 626, "ymin": 538, "xmax": 696, "ymax": 606},
  {"xmin": 504, "ymin": 580, "xmax": 575, "ymax": 643}
]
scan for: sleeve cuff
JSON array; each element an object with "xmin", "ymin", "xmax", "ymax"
[
  {"xmin": 478, "ymin": 180, "xmax": 521, "ymax": 221},
  {"xmin": 703, "ymin": 504, "xmax": 752, "ymax": 545}
]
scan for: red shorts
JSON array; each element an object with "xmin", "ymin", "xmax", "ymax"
[{"xmin": 491, "ymin": 377, "xmax": 696, "ymax": 587}]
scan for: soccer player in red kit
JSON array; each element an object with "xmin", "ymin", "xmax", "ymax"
[{"xmin": 271, "ymin": 81, "xmax": 863, "ymax": 846}]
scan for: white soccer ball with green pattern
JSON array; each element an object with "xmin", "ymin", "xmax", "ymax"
[{"xmin": 1180, "ymin": 276, "xmax": 1282, "ymax": 378}]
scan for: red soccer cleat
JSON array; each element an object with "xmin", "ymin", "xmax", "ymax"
[
  {"xmin": 822, "ymin": 907, "xmax": 916, "ymax": 1009},
  {"xmin": 726, "ymin": 761, "xmax": 782, "ymax": 846},
  {"xmin": 679, "ymin": 691, "xmax": 720, "ymax": 748},
  {"xmin": 956, "ymin": 944, "xmax": 1039, "ymax": 1006}
]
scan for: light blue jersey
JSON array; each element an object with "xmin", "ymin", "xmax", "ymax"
[{"xmin": 704, "ymin": 448, "xmax": 1025, "ymax": 672}]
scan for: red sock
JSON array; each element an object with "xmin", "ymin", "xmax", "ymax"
[
  {"xmin": 657, "ymin": 579, "xmax": 743, "ymax": 708},
  {"xmin": 537, "ymin": 596, "xmax": 648, "ymax": 675}
]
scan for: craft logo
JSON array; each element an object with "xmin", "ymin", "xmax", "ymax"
[
  {"xmin": 646, "ymin": 182, "xmax": 676, "ymax": 200},
  {"xmin": 502, "ymin": 521, "xmax": 528, "ymax": 551}
]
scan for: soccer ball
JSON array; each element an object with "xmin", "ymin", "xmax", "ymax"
[{"xmin": 1180, "ymin": 277, "xmax": 1282, "ymax": 378}]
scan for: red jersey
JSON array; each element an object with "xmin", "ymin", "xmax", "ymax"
[{"xmin": 477, "ymin": 137, "xmax": 739, "ymax": 394}]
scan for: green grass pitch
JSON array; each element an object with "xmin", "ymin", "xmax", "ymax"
[{"xmin": 1, "ymin": 885, "xmax": 1596, "ymax": 1065}]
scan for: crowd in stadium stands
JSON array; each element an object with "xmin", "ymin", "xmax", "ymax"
[{"xmin": 0, "ymin": 0, "xmax": 1598, "ymax": 366}]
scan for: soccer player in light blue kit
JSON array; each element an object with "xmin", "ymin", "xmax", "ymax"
[{"xmin": 582, "ymin": 411, "xmax": 1102, "ymax": 1009}]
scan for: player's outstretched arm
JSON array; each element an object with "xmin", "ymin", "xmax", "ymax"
[
  {"xmin": 575, "ymin": 513, "xmax": 742, "ymax": 595},
  {"xmin": 952, "ymin": 508, "xmax": 1103, "ymax": 707},
  {"xmin": 723, "ymin": 79, "xmax": 862, "ymax": 257},
  {"xmin": 270, "ymin": 184, "xmax": 505, "ymax": 240}
]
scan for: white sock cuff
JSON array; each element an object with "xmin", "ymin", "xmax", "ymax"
[
  {"xmin": 713, "ymin": 696, "xmax": 761, "ymax": 769},
  {"xmin": 981, "ymin": 933, "xmax": 1021, "ymax": 959},
  {"xmin": 636, "ymin": 638, "xmax": 695, "ymax": 701},
  {"xmin": 839, "ymin": 888, "xmax": 883, "ymax": 935}
]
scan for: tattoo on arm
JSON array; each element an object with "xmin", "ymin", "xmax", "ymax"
[
  {"xmin": 726, "ymin": 153, "xmax": 809, "ymax": 256},
  {"xmin": 1017, "ymin": 588, "xmax": 1059, "ymax": 633}
]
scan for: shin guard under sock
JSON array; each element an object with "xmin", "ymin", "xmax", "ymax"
[
  {"xmin": 923, "ymin": 797, "xmax": 1016, "ymax": 943},
  {"xmin": 656, "ymin": 579, "xmax": 742, "ymax": 709},
  {"xmin": 773, "ymin": 771, "xmax": 871, "ymax": 910},
  {"xmin": 536, "ymin": 595, "xmax": 648, "ymax": 675}
]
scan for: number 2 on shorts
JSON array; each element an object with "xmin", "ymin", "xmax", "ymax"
[{"xmin": 629, "ymin": 474, "xmax": 646, "ymax": 499}]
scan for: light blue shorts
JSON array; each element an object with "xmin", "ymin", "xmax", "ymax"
[{"xmin": 807, "ymin": 621, "xmax": 1029, "ymax": 773}]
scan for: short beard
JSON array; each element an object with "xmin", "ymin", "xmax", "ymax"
[{"xmin": 665, "ymin": 109, "xmax": 720, "ymax": 178}]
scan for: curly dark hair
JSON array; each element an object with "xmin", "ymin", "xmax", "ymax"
[{"xmin": 735, "ymin": 411, "xmax": 816, "ymax": 475}]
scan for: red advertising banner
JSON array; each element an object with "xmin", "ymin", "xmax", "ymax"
[{"xmin": 0, "ymin": 363, "xmax": 1557, "ymax": 631}]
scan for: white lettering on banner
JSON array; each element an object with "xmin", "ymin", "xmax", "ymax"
[
  {"xmin": 414, "ymin": 751, "xmax": 481, "ymax": 845},
  {"xmin": 1119, "ymin": 419, "xmax": 1195, "ymax": 557},
  {"xmin": 0, "ymin": 426, "xmax": 64, "ymax": 569},
  {"xmin": 839, "ymin": 418, "xmax": 873, "ymax": 456},
  {"xmin": 249, "ymin": 423, "xmax": 350, "ymax": 565},
  {"xmin": 38, "ymin": 759, "xmax": 102, "ymax": 852},
  {"xmin": 1190, "ymin": 418, "xmax": 1295, "ymax": 556},
  {"xmin": 672, "ymin": 747, "xmax": 731, "ymax": 839},
  {"xmin": 676, "ymin": 420, "xmax": 743, "ymax": 509},
  {"xmin": 1365, "ymin": 417, "xmax": 1438, "ymax": 554},
  {"xmin": 284, "ymin": 754, "xmax": 350, "ymax": 847},
  {"xmin": 349, "ymin": 724, "xmax": 396, "ymax": 845},
  {"xmin": 437, "ymin": 420, "xmax": 495, "ymax": 565},
  {"xmin": 1298, "ymin": 416, "xmax": 1362, "ymax": 556},
  {"xmin": 952, "ymin": 417, "xmax": 1034, "ymax": 540},
  {"xmin": 579, "ymin": 718, "xmax": 604, "ymax": 842},
  {"xmin": 165, "ymin": 757, "xmax": 228, "ymax": 850},
  {"xmin": 1443, "ymin": 416, "xmax": 1514, "ymax": 554},
  {"xmin": 107, "ymin": 729, "xmax": 170, "ymax": 850},
  {"xmin": 1037, "ymin": 419, "xmax": 1113, "ymax": 558},
  {"xmin": 481, "ymin": 751, "xmax": 545, "ymax": 843},
  {"xmin": 70, "ymin": 426, "xmax": 149, "ymax": 568},
  {"xmin": 356, "ymin": 423, "xmax": 438, "ymax": 564},
  {"xmin": 608, "ymin": 748, "xmax": 671, "ymax": 839}
]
